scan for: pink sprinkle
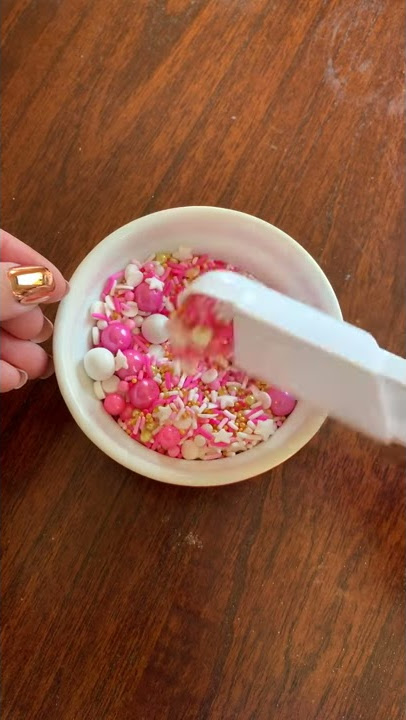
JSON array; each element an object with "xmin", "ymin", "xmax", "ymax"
[
  {"xmin": 138, "ymin": 370, "xmax": 144, "ymax": 380},
  {"xmin": 150, "ymin": 398, "xmax": 164, "ymax": 410},
  {"xmin": 113, "ymin": 297, "xmax": 121, "ymax": 313},
  {"xmin": 249, "ymin": 410, "xmax": 264, "ymax": 420},
  {"xmin": 133, "ymin": 415, "xmax": 142, "ymax": 434},
  {"xmin": 124, "ymin": 291, "xmax": 134, "ymax": 301},
  {"xmin": 91, "ymin": 313, "xmax": 109, "ymax": 321},
  {"xmin": 140, "ymin": 416, "xmax": 146, "ymax": 431},
  {"xmin": 165, "ymin": 372, "xmax": 172, "ymax": 390},
  {"xmin": 197, "ymin": 428, "xmax": 214, "ymax": 442},
  {"xmin": 133, "ymin": 335, "xmax": 149, "ymax": 352}
]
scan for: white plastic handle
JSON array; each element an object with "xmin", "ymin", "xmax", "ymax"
[{"xmin": 183, "ymin": 271, "xmax": 406, "ymax": 446}]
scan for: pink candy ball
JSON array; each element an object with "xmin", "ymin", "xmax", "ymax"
[
  {"xmin": 135, "ymin": 282, "xmax": 163, "ymax": 313},
  {"xmin": 101, "ymin": 322, "xmax": 132, "ymax": 353},
  {"xmin": 124, "ymin": 291, "xmax": 134, "ymax": 301},
  {"xmin": 120, "ymin": 404, "xmax": 134, "ymax": 420},
  {"xmin": 157, "ymin": 425, "xmax": 181, "ymax": 450},
  {"xmin": 116, "ymin": 348, "xmax": 145, "ymax": 379},
  {"xmin": 118, "ymin": 380, "xmax": 129, "ymax": 393},
  {"xmin": 104, "ymin": 393, "xmax": 126, "ymax": 416},
  {"xmin": 129, "ymin": 378, "xmax": 160, "ymax": 409},
  {"xmin": 168, "ymin": 446, "xmax": 180, "ymax": 458},
  {"xmin": 268, "ymin": 388, "xmax": 297, "ymax": 416}
]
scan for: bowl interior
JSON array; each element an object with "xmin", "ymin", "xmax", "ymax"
[{"xmin": 54, "ymin": 207, "xmax": 342, "ymax": 486}]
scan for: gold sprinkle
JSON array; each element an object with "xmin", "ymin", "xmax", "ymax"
[
  {"xmin": 245, "ymin": 395, "xmax": 255, "ymax": 406},
  {"xmin": 140, "ymin": 430, "xmax": 152, "ymax": 443}
]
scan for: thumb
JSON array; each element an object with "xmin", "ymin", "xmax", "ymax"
[{"xmin": 0, "ymin": 262, "xmax": 66, "ymax": 321}]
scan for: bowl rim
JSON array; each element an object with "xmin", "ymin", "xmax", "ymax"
[{"xmin": 54, "ymin": 206, "xmax": 342, "ymax": 486}]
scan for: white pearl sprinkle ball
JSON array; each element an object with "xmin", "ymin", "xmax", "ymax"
[
  {"xmin": 84, "ymin": 347, "xmax": 115, "ymax": 381},
  {"xmin": 141, "ymin": 313, "xmax": 169, "ymax": 344}
]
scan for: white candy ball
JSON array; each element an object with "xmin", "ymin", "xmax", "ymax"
[
  {"xmin": 124, "ymin": 264, "xmax": 143, "ymax": 288},
  {"xmin": 181, "ymin": 439, "xmax": 199, "ymax": 460},
  {"xmin": 84, "ymin": 347, "xmax": 115, "ymax": 381},
  {"xmin": 141, "ymin": 313, "xmax": 169, "ymax": 344}
]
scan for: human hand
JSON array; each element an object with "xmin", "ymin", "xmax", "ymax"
[{"xmin": 0, "ymin": 230, "xmax": 68, "ymax": 392}]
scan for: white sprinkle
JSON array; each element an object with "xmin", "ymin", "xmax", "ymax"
[
  {"xmin": 163, "ymin": 297, "xmax": 175, "ymax": 312},
  {"xmin": 194, "ymin": 434, "xmax": 206, "ymax": 448},
  {"xmin": 178, "ymin": 373, "xmax": 187, "ymax": 389},
  {"xmin": 250, "ymin": 410, "xmax": 263, "ymax": 420},
  {"xmin": 218, "ymin": 418, "xmax": 229, "ymax": 429},
  {"xmin": 125, "ymin": 264, "xmax": 143, "ymax": 287},
  {"xmin": 237, "ymin": 431, "xmax": 250, "ymax": 440},
  {"xmin": 201, "ymin": 423, "xmax": 213, "ymax": 433},
  {"xmin": 122, "ymin": 301, "xmax": 139, "ymax": 318},
  {"xmin": 154, "ymin": 263, "xmax": 165, "ymax": 277},
  {"xmin": 201, "ymin": 368, "xmax": 218, "ymax": 384},
  {"xmin": 210, "ymin": 390, "xmax": 218, "ymax": 403},
  {"xmin": 91, "ymin": 300, "xmax": 105, "ymax": 316},
  {"xmin": 93, "ymin": 381, "xmax": 106, "ymax": 400},
  {"xmin": 247, "ymin": 420, "xmax": 256, "ymax": 430},
  {"xmin": 92, "ymin": 327, "xmax": 100, "ymax": 345},
  {"xmin": 258, "ymin": 391, "xmax": 272, "ymax": 410},
  {"xmin": 197, "ymin": 402, "xmax": 208, "ymax": 413},
  {"xmin": 115, "ymin": 284, "xmax": 134, "ymax": 291},
  {"xmin": 153, "ymin": 374, "xmax": 162, "ymax": 383},
  {"xmin": 219, "ymin": 395, "xmax": 237, "ymax": 409},
  {"xmin": 223, "ymin": 410, "xmax": 236, "ymax": 420},
  {"xmin": 173, "ymin": 247, "xmax": 193, "ymax": 261},
  {"xmin": 115, "ymin": 350, "xmax": 128, "ymax": 371},
  {"xmin": 105, "ymin": 295, "xmax": 115, "ymax": 311},
  {"xmin": 145, "ymin": 276, "xmax": 164, "ymax": 291},
  {"xmin": 224, "ymin": 451, "xmax": 236, "ymax": 457},
  {"xmin": 198, "ymin": 413, "xmax": 217, "ymax": 419},
  {"xmin": 241, "ymin": 376, "xmax": 249, "ymax": 388},
  {"xmin": 228, "ymin": 422, "xmax": 239, "ymax": 431},
  {"xmin": 181, "ymin": 439, "xmax": 199, "ymax": 459},
  {"xmin": 97, "ymin": 319, "xmax": 108, "ymax": 330},
  {"xmin": 102, "ymin": 375, "xmax": 121, "ymax": 393}
]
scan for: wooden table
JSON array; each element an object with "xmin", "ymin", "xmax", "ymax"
[{"xmin": 2, "ymin": 1, "xmax": 405, "ymax": 718}]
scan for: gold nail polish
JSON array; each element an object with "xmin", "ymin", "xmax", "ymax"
[{"xmin": 8, "ymin": 266, "xmax": 55, "ymax": 304}]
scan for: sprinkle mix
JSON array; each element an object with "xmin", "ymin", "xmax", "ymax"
[{"xmin": 83, "ymin": 248, "xmax": 296, "ymax": 461}]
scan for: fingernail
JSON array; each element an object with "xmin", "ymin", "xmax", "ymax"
[
  {"xmin": 14, "ymin": 369, "xmax": 28, "ymax": 389},
  {"xmin": 40, "ymin": 355, "xmax": 54, "ymax": 380},
  {"xmin": 32, "ymin": 316, "xmax": 53, "ymax": 344}
]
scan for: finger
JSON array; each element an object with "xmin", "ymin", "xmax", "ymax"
[
  {"xmin": 0, "ymin": 359, "xmax": 28, "ymax": 392},
  {"xmin": 0, "ymin": 229, "xmax": 68, "ymax": 296},
  {"xmin": 0, "ymin": 261, "xmax": 66, "ymax": 321},
  {"xmin": 0, "ymin": 329, "xmax": 54, "ymax": 379},
  {"xmin": 2, "ymin": 308, "xmax": 53, "ymax": 342}
]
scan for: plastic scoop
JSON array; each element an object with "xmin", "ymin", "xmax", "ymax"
[{"xmin": 177, "ymin": 271, "xmax": 406, "ymax": 447}]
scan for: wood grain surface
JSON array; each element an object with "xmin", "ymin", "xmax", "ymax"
[{"xmin": 1, "ymin": 1, "xmax": 405, "ymax": 718}]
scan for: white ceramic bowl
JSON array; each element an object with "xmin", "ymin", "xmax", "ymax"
[{"xmin": 53, "ymin": 207, "xmax": 342, "ymax": 486}]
